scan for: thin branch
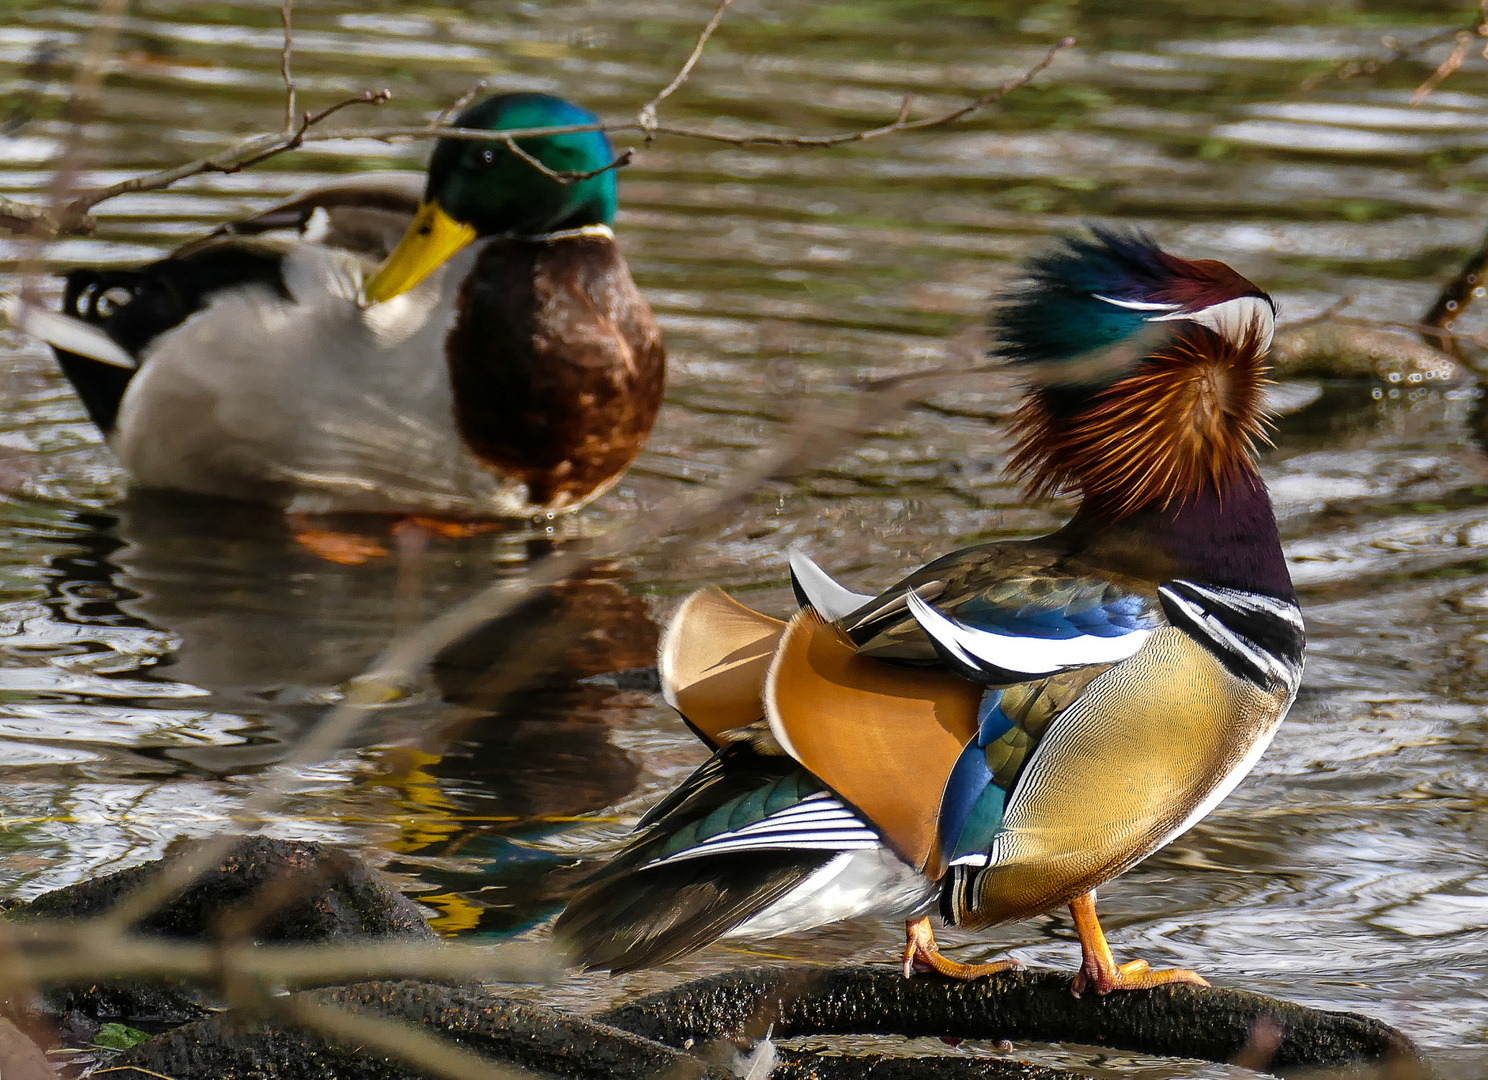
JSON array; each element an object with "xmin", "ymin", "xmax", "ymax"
[
  {"xmin": 1302, "ymin": 0, "xmax": 1488, "ymax": 98},
  {"xmin": 638, "ymin": 0, "xmax": 737, "ymax": 135},
  {"xmin": 1410, "ymin": 27, "xmax": 1478, "ymax": 104},
  {"xmin": 0, "ymin": 194, "xmax": 90, "ymax": 237},
  {"xmin": 641, "ymin": 37, "xmax": 1074, "ymax": 148},
  {"xmin": 428, "ymin": 78, "xmax": 487, "ymax": 129},
  {"xmin": 0, "ymin": 38, "xmax": 1072, "ymax": 237},
  {"xmin": 50, "ymin": 89, "xmax": 391, "ymax": 229},
  {"xmin": 279, "ymin": 0, "xmax": 297, "ymax": 132},
  {"xmin": 2, "ymin": 924, "xmax": 553, "ymax": 987},
  {"xmin": 500, "ymin": 135, "xmax": 635, "ymax": 184}
]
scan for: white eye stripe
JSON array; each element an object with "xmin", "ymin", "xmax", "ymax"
[
  {"xmin": 1149, "ymin": 295, "xmax": 1275, "ymax": 354},
  {"xmin": 1093, "ymin": 294, "xmax": 1182, "ymax": 312}
]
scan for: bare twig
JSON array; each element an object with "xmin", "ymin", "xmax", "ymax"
[
  {"xmin": 0, "ymin": 195, "xmax": 91, "ymax": 238},
  {"xmin": 1300, "ymin": 2, "xmax": 1488, "ymax": 95},
  {"xmin": 638, "ymin": 0, "xmax": 737, "ymax": 135},
  {"xmin": 1410, "ymin": 27, "xmax": 1479, "ymax": 104},
  {"xmin": 500, "ymin": 135, "xmax": 635, "ymax": 184},
  {"xmin": 61, "ymin": 90, "xmax": 389, "ymax": 225},
  {"xmin": 0, "ymin": 36, "xmax": 1073, "ymax": 236},
  {"xmin": 1275, "ymin": 291, "xmax": 1488, "ymax": 355},
  {"xmin": 279, "ymin": 0, "xmax": 297, "ymax": 132},
  {"xmin": 429, "ymin": 78, "xmax": 488, "ymax": 129},
  {"xmin": 639, "ymin": 37, "xmax": 1074, "ymax": 148},
  {"xmin": 1, "ymin": 925, "xmax": 553, "ymax": 987}
]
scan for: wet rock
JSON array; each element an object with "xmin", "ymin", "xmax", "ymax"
[
  {"xmin": 771, "ymin": 1053, "xmax": 1083, "ymax": 1079},
  {"xmin": 119, "ymin": 980, "xmax": 728, "ymax": 1080},
  {"xmin": 1270, "ymin": 323, "xmax": 1464, "ymax": 385},
  {"xmin": 12, "ymin": 837, "xmax": 435, "ymax": 1030},
  {"xmin": 15, "ymin": 836, "xmax": 434, "ymax": 944},
  {"xmin": 39, "ymin": 981, "xmax": 212, "ymax": 1030},
  {"xmin": 52, "ymin": 1009, "xmax": 99, "ymax": 1048}
]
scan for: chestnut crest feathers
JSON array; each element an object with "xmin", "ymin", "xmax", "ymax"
[{"xmin": 996, "ymin": 230, "xmax": 1276, "ymax": 516}]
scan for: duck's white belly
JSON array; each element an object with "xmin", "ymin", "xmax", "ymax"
[{"xmin": 111, "ymin": 241, "xmax": 549, "ymax": 518}]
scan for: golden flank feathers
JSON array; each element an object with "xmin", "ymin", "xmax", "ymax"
[
  {"xmin": 949, "ymin": 627, "xmax": 1288, "ymax": 929},
  {"xmin": 658, "ymin": 587, "xmax": 785, "ymax": 745},
  {"xmin": 1010, "ymin": 322, "xmax": 1273, "ymax": 516},
  {"xmin": 764, "ymin": 608, "xmax": 981, "ymax": 873}
]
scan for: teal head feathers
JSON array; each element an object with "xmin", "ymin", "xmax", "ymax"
[
  {"xmin": 365, "ymin": 92, "xmax": 616, "ymax": 303},
  {"xmin": 997, "ymin": 230, "xmax": 1277, "ymax": 517}
]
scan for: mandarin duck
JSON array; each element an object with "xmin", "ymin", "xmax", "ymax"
[
  {"xmin": 4, "ymin": 93, "xmax": 664, "ymax": 518},
  {"xmin": 556, "ymin": 230, "xmax": 1305, "ymax": 994}
]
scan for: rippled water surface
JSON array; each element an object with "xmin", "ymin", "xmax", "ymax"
[{"xmin": 4, "ymin": 0, "xmax": 1488, "ymax": 1074}]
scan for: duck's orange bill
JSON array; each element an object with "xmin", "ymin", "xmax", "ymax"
[
  {"xmin": 658, "ymin": 587, "xmax": 785, "ymax": 745},
  {"xmin": 765, "ymin": 608, "xmax": 981, "ymax": 875},
  {"xmin": 362, "ymin": 200, "xmax": 477, "ymax": 305}
]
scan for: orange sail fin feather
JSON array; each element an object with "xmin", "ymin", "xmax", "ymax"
[
  {"xmin": 658, "ymin": 587, "xmax": 784, "ymax": 744},
  {"xmin": 765, "ymin": 608, "xmax": 980, "ymax": 873}
]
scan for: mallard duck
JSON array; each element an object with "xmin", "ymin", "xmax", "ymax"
[
  {"xmin": 556, "ymin": 231, "xmax": 1305, "ymax": 994},
  {"xmin": 4, "ymin": 93, "xmax": 664, "ymax": 518}
]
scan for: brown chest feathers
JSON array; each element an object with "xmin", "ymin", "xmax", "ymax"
[
  {"xmin": 1009, "ymin": 323, "xmax": 1271, "ymax": 516},
  {"xmin": 447, "ymin": 234, "xmax": 666, "ymax": 511}
]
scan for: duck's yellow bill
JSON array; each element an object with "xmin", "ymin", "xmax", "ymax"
[{"xmin": 362, "ymin": 201, "xmax": 477, "ymax": 305}]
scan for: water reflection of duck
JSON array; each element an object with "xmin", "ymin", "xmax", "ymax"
[
  {"xmin": 559, "ymin": 232, "xmax": 1307, "ymax": 995},
  {"xmin": 6, "ymin": 93, "xmax": 664, "ymax": 519},
  {"xmin": 371, "ymin": 574, "xmax": 662, "ymax": 934},
  {"xmin": 109, "ymin": 496, "xmax": 657, "ymax": 778}
]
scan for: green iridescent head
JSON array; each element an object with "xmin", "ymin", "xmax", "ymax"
[
  {"xmin": 363, "ymin": 92, "xmax": 616, "ymax": 305},
  {"xmin": 427, "ymin": 92, "xmax": 617, "ymax": 236}
]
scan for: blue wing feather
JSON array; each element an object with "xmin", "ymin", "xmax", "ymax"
[
  {"xmin": 954, "ymin": 589, "xmax": 1161, "ymax": 642},
  {"xmin": 938, "ymin": 690, "xmax": 1020, "ymax": 862}
]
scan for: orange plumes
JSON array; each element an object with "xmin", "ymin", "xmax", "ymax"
[{"xmin": 1009, "ymin": 323, "xmax": 1272, "ymax": 517}]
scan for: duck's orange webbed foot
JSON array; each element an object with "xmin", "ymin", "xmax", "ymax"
[
  {"xmin": 288, "ymin": 515, "xmax": 390, "ymax": 565},
  {"xmin": 1067, "ymin": 890, "xmax": 1210, "ymax": 997},
  {"xmin": 902, "ymin": 916, "xmax": 1022, "ymax": 981},
  {"xmin": 396, "ymin": 516, "xmax": 506, "ymax": 539}
]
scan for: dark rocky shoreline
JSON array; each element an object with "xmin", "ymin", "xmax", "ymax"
[{"xmin": 0, "ymin": 837, "xmax": 1426, "ymax": 1080}]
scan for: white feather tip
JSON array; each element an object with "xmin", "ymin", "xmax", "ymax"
[
  {"xmin": 0, "ymin": 292, "xmax": 137, "ymax": 369},
  {"xmin": 788, "ymin": 549, "xmax": 872, "ymax": 622}
]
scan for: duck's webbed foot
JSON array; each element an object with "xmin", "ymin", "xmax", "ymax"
[
  {"xmin": 1068, "ymin": 890, "xmax": 1210, "ymax": 997},
  {"xmin": 901, "ymin": 915, "xmax": 1021, "ymax": 980}
]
